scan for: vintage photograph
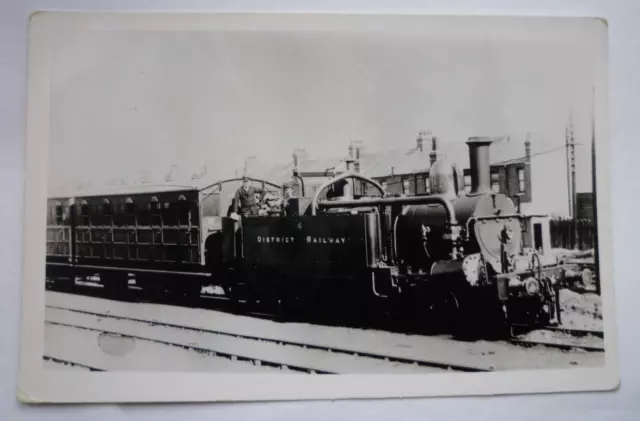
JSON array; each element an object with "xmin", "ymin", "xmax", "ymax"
[{"xmin": 19, "ymin": 12, "xmax": 617, "ymax": 402}]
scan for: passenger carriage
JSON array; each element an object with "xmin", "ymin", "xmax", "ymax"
[{"xmin": 45, "ymin": 178, "xmax": 283, "ymax": 298}]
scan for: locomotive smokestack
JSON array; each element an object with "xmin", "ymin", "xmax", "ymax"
[{"xmin": 466, "ymin": 137, "xmax": 493, "ymax": 194}]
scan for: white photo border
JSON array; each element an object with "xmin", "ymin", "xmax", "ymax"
[{"xmin": 18, "ymin": 11, "xmax": 619, "ymax": 404}]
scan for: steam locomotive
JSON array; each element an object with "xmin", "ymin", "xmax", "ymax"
[
  {"xmin": 45, "ymin": 137, "xmax": 572, "ymax": 335},
  {"xmin": 210, "ymin": 137, "xmax": 570, "ymax": 334}
]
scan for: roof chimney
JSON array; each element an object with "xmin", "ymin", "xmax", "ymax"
[
  {"xmin": 525, "ymin": 132, "xmax": 531, "ymax": 160},
  {"xmin": 429, "ymin": 135, "xmax": 439, "ymax": 166},
  {"xmin": 345, "ymin": 157, "xmax": 355, "ymax": 172},
  {"xmin": 466, "ymin": 137, "xmax": 493, "ymax": 195},
  {"xmin": 293, "ymin": 148, "xmax": 306, "ymax": 173},
  {"xmin": 416, "ymin": 132, "xmax": 425, "ymax": 152},
  {"xmin": 348, "ymin": 144, "xmax": 354, "ymax": 159},
  {"xmin": 292, "ymin": 150, "xmax": 299, "ymax": 169}
]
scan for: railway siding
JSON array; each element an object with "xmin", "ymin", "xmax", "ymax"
[{"xmin": 46, "ymin": 308, "xmax": 451, "ymax": 374}]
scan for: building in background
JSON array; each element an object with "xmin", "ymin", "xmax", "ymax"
[
  {"xmin": 576, "ymin": 192, "xmax": 595, "ymax": 221},
  {"xmin": 353, "ymin": 131, "xmax": 533, "ymax": 212}
]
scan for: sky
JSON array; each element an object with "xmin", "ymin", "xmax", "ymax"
[{"xmin": 46, "ymin": 16, "xmax": 607, "ymax": 216}]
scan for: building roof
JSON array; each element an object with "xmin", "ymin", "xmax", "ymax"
[
  {"xmin": 234, "ymin": 134, "xmax": 530, "ymax": 184},
  {"xmin": 357, "ymin": 135, "xmax": 529, "ymax": 178}
]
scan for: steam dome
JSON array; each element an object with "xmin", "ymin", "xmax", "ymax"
[{"xmin": 429, "ymin": 156, "xmax": 465, "ymax": 200}]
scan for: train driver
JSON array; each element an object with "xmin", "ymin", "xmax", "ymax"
[{"xmin": 230, "ymin": 177, "xmax": 264, "ymax": 220}]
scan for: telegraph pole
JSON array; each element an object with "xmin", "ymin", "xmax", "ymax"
[
  {"xmin": 568, "ymin": 112, "xmax": 578, "ymax": 249},
  {"xmin": 591, "ymin": 87, "xmax": 601, "ymax": 294},
  {"xmin": 565, "ymin": 124, "xmax": 572, "ymax": 219}
]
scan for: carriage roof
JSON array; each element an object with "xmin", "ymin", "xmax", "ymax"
[{"xmin": 48, "ymin": 176, "xmax": 284, "ymax": 202}]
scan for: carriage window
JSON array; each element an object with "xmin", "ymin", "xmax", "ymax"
[
  {"xmin": 80, "ymin": 200, "xmax": 89, "ymax": 216},
  {"xmin": 79, "ymin": 200, "xmax": 90, "ymax": 225},
  {"xmin": 424, "ymin": 177, "xmax": 431, "ymax": 195},
  {"xmin": 125, "ymin": 197, "xmax": 135, "ymax": 214},
  {"xmin": 54, "ymin": 202, "xmax": 63, "ymax": 224},
  {"xmin": 178, "ymin": 195, "xmax": 190, "ymax": 225},
  {"xmin": 491, "ymin": 172, "xmax": 500, "ymax": 193},
  {"xmin": 518, "ymin": 168, "xmax": 525, "ymax": 193},
  {"xmin": 150, "ymin": 196, "xmax": 161, "ymax": 214},
  {"xmin": 102, "ymin": 199, "xmax": 112, "ymax": 215}
]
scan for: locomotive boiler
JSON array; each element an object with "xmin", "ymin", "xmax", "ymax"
[{"xmin": 213, "ymin": 137, "xmax": 568, "ymax": 334}]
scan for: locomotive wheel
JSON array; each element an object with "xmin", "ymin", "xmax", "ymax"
[
  {"xmin": 428, "ymin": 290, "xmax": 462, "ymax": 335},
  {"xmin": 222, "ymin": 281, "xmax": 242, "ymax": 310},
  {"xmin": 51, "ymin": 276, "xmax": 75, "ymax": 292},
  {"xmin": 168, "ymin": 281, "xmax": 202, "ymax": 304},
  {"xmin": 103, "ymin": 273, "xmax": 129, "ymax": 298}
]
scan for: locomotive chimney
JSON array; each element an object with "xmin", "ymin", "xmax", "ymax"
[{"xmin": 466, "ymin": 137, "xmax": 493, "ymax": 194}]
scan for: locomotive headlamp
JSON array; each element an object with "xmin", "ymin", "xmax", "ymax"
[
  {"xmin": 581, "ymin": 268, "xmax": 594, "ymax": 286},
  {"xmin": 524, "ymin": 278, "xmax": 540, "ymax": 295}
]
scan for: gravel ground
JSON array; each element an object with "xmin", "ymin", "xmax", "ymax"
[
  {"xmin": 558, "ymin": 289, "xmax": 603, "ymax": 331},
  {"xmin": 45, "ymin": 291, "xmax": 606, "ymax": 373}
]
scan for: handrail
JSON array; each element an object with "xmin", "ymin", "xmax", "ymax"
[
  {"xmin": 310, "ymin": 170, "xmax": 385, "ymax": 215},
  {"xmin": 198, "ymin": 177, "xmax": 282, "ymax": 193},
  {"xmin": 316, "ymin": 194, "xmax": 458, "ymax": 227},
  {"xmin": 292, "ymin": 173, "xmax": 305, "ymax": 197}
]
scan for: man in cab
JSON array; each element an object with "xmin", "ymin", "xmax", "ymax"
[{"xmin": 230, "ymin": 177, "xmax": 264, "ymax": 220}]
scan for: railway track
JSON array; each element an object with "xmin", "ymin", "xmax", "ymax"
[
  {"xmin": 508, "ymin": 338, "xmax": 605, "ymax": 352},
  {"xmin": 45, "ymin": 305, "xmax": 491, "ymax": 374},
  {"xmin": 539, "ymin": 326, "xmax": 604, "ymax": 338},
  {"xmin": 512, "ymin": 324, "xmax": 604, "ymax": 338},
  {"xmin": 45, "ymin": 320, "xmax": 336, "ymax": 374},
  {"xmin": 508, "ymin": 326, "xmax": 605, "ymax": 353},
  {"xmin": 43, "ymin": 355, "xmax": 105, "ymax": 372}
]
